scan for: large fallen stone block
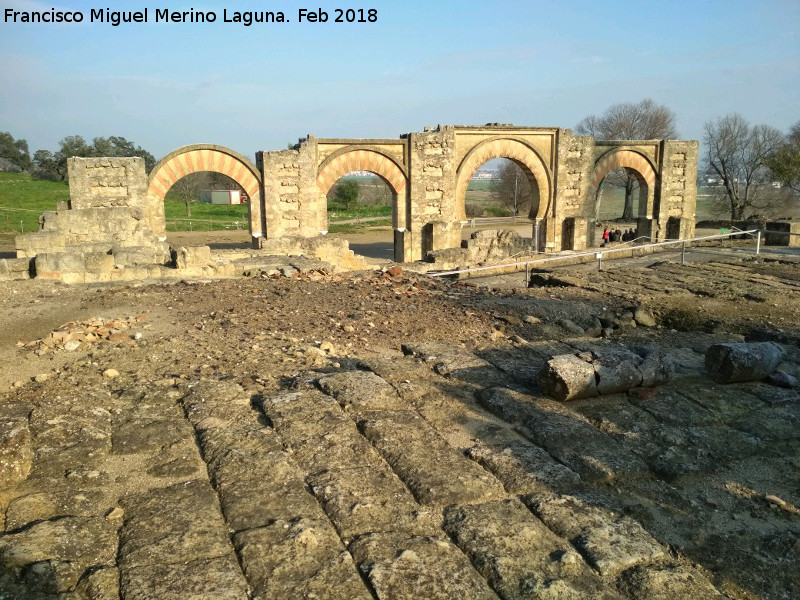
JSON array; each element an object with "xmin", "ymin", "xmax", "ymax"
[
  {"xmin": 537, "ymin": 353, "xmax": 598, "ymax": 401},
  {"xmin": 171, "ymin": 245, "xmax": 215, "ymax": 269},
  {"xmin": 538, "ymin": 348, "xmax": 674, "ymax": 401},
  {"xmin": 705, "ymin": 342, "xmax": 784, "ymax": 383},
  {"xmin": 0, "ymin": 257, "xmax": 32, "ymax": 280}
]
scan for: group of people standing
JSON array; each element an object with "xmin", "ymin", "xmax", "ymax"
[{"xmin": 602, "ymin": 226, "xmax": 636, "ymax": 245}]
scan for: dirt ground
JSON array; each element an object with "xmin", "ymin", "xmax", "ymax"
[{"xmin": 0, "ymin": 233, "xmax": 799, "ymax": 598}]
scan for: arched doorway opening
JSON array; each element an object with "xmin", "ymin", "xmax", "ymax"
[
  {"xmin": 148, "ymin": 145, "xmax": 263, "ymax": 246},
  {"xmin": 162, "ymin": 171, "xmax": 251, "ymax": 249},
  {"xmin": 316, "ymin": 148, "xmax": 407, "ymax": 261},
  {"xmin": 465, "ymin": 158, "xmax": 541, "ymax": 220},
  {"xmin": 591, "ymin": 150, "xmax": 657, "ymax": 244},
  {"xmin": 456, "ymin": 139, "xmax": 551, "ymax": 250},
  {"xmin": 325, "ymin": 172, "xmax": 396, "ymax": 260}
]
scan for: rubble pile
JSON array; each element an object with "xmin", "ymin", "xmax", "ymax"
[{"xmin": 16, "ymin": 315, "xmax": 147, "ymax": 356}]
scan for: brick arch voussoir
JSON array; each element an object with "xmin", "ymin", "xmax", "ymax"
[
  {"xmin": 148, "ymin": 146, "xmax": 261, "ymax": 202},
  {"xmin": 592, "ymin": 150, "xmax": 656, "ymax": 189},
  {"xmin": 316, "ymin": 150, "xmax": 406, "ymax": 194}
]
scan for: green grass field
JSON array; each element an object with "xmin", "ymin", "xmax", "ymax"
[
  {"xmin": 0, "ymin": 172, "xmax": 70, "ymax": 232},
  {"xmin": 163, "ymin": 199, "xmax": 250, "ymax": 231},
  {"xmin": 2, "ymin": 171, "xmax": 795, "ymax": 234}
]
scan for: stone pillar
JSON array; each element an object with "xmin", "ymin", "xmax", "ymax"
[
  {"xmin": 554, "ymin": 131, "xmax": 595, "ymax": 252},
  {"xmin": 421, "ymin": 221, "xmax": 462, "ymax": 258},
  {"xmin": 657, "ymin": 140, "xmax": 699, "ymax": 240},
  {"xmin": 407, "ymin": 127, "xmax": 458, "ymax": 261},
  {"xmin": 259, "ymin": 138, "xmax": 322, "ymax": 240}
]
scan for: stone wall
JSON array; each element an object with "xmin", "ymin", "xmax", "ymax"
[
  {"xmin": 657, "ymin": 141, "xmax": 699, "ymax": 240},
  {"xmin": 257, "ymin": 137, "xmax": 325, "ymax": 241},
  {"xmin": 406, "ymin": 127, "xmax": 460, "ymax": 261},
  {"xmin": 554, "ymin": 132, "xmax": 595, "ymax": 250},
  {"xmin": 16, "ymin": 158, "xmax": 168, "ymax": 263},
  {"xmin": 67, "ymin": 157, "xmax": 163, "ymax": 236}
]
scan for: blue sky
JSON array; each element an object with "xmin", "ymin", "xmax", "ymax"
[{"xmin": 1, "ymin": 0, "xmax": 798, "ymax": 160}]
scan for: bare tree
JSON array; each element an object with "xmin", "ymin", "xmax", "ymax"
[
  {"xmin": 491, "ymin": 160, "xmax": 532, "ymax": 217},
  {"xmin": 576, "ymin": 99, "xmax": 678, "ymax": 219},
  {"xmin": 170, "ymin": 172, "xmax": 210, "ymax": 217},
  {"xmin": 704, "ymin": 114, "xmax": 784, "ymax": 219}
]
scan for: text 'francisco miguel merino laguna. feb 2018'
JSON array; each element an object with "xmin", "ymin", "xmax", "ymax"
[{"xmin": 3, "ymin": 7, "xmax": 379, "ymax": 26}]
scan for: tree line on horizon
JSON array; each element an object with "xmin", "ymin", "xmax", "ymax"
[
  {"xmin": 2, "ymin": 103, "xmax": 799, "ymax": 221},
  {"xmin": 0, "ymin": 134, "xmax": 155, "ymax": 182}
]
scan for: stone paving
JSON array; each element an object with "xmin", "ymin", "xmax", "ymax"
[{"xmin": 2, "ymin": 325, "xmax": 798, "ymax": 599}]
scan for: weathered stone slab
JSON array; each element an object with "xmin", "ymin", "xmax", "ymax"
[
  {"xmin": 480, "ymin": 388, "xmax": 648, "ymax": 481},
  {"xmin": 258, "ymin": 389, "xmax": 342, "ymax": 420},
  {"xmin": 0, "ymin": 516, "xmax": 117, "ymax": 594},
  {"xmin": 121, "ymin": 555, "xmax": 248, "ymax": 600},
  {"xmin": 234, "ymin": 518, "xmax": 371, "ymax": 600},
  {"xmin": 74, "ymin": 566, "xmax": 119, "ymax": 600},
  {"xmin": 466, "ymin": 442, "xmax": 582, "ymax": 494},
  {"xmin": 112, "ymin": 416, "xmax": 192, "ymax": 455},
  {"xmin": 118, "ymin": 480, "xmax": 234, "ymax": 568},
  {"xmin": 196, "ymin": 421, "xmax": 283, "ymax": 471},
  {"xmin": 618, "ymin": 564, "xmax": 724, "ymax": 599},
  {"xmin": 318, "ymin": 370, "xmax": 408, "ymax": 413},
  {"xmin": 359, "ymin": 410, "xmax": 505, "ymax": 505},
  {"xmin": 705, "ymin": 342, "xmax": 784, "ymax": 383},
  {"xmin": 0, "ymin": 411, "xmax": 33, "ymax": 489},
  {"xmin": 214, "ymin": 448, "xmax": 323, "ymax": 530},
  {"xmin": 628, "ymin": 389, "xmax": 719, "ymax": 426},
  {"xmin": 443, "ymin": 499, "xmax": 621, "ymax": 599},
  {"xmin": 5, "ymin": 489, "xmax": 107, "ymax": 531},
  {"xmin": 308, "ymin": 466, "xmax": 440, "ymax": 540},
  {"xmin": 733, "ymin": 407, "xmax": 800, "ymax": 443},
  {"xmin": 524, "ymin": 493, "xmax": 668, "ymax": 577},
  {"xmin": 350, "ymin": 532, "xmax": 498, "ymax": 600},
  {"xmin": 675, "ymin": 384, "xmax": 765, "ymax": 422},
  {"xmin": 181, "ymin": 379, "xmax": 255, "ymax": 426},
  {"xmin": 269, "ymin": 404, "xmax": 383, "ymax": 475},
  {"xmin": 402, "ymin": 341, "xmax": 506, "ymax": 385}
]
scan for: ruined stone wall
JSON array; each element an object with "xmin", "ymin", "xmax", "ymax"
[
  {"xmin": 67, "ymin": 157, "xmax": 163, "ymax": 236},
  {"xmin": 258, "ymin": 137, "xmax": 324, "ymax": 241},
  {"xmin": 68, "ymin": 157, "xmax": 148, "ymax": 210},
  {"xmin": 657, "ymin": 140, "xmax": 699, "ymax": 240},
  {"xmin": 406, "ymin": 127, "xmax": 460, "ymax": 261},
  {"xmin": 16, "ymin": 157, "xmax": 167, "ymax": 261}
]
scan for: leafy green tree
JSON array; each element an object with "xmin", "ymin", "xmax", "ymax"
[
  {"xmin": 766, "ymin": 121, "xmax": 800, "ymax": 195},
  {"xmin": 704, "ymin": 113, "xmax": 784, "ymax": 219},
  {"xmin": 330, "ymin": 179, "xmax": 360, "ymax": 210},
  {"xmin": 32, "ymin": 135, "xmax": 156, "ymax": 181},
  {"xmin": 576, "ymin": 99, "xmax": 678, "ymax": 219},
  {"xmin": 32, "ymin": 149, "xmax": 65, "ymax": 181},
  {"xmin": 0, "ymin": 132, "xmax": 32, "ymax": 172}
]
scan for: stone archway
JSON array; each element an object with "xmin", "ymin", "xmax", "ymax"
[
  {"xmin": 591, "ymin": 149, "xmax": 658, "ymax": 228},
  {"xmin": 317, "ymin": 149, "xmax": 406, "ymax": 193},
  {"xmin": 316, "ymin": 148, "xmax": 408, "ymax": 229},
  {"xmin": 147, "ymin": 144, "xmax": 263, "ymax": 240},
  {"xmin": 455, "ymin": 138, "xmax": 552, "ymax": 221}
]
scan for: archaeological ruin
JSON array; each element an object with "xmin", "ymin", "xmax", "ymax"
[{"xmin": 7, "ymin": 124, "xmax": 701, "ymax": 282}]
